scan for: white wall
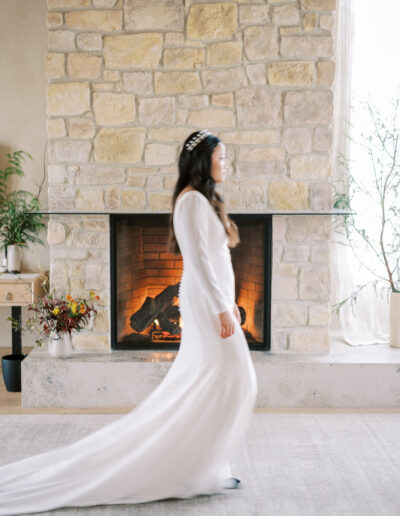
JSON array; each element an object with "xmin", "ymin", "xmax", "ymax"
[{"xmin": 0, "ymin": 0, "xmax": 49, "ymax": 348}]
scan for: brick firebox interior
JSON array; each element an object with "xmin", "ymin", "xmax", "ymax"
[{"xmin": 115, "ymin": 216, "xmax": 264, "ymax": 348}]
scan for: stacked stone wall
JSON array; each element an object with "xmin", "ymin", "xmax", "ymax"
[{"xmin": 46, "ymin": 0, "xmax": 336, "ymax": 351}]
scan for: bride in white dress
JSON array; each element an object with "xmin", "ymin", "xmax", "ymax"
[{"xmin": 0, "ymin": 130, "xmax": 258, "ymax": 515}]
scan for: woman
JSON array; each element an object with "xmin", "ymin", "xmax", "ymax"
[{"xmin": 0, "ymin": 130, "xmax": 258, "ymax": 515}]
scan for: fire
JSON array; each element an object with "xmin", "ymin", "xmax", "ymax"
[
  {"xmin": 179, "ymin": 317, "xmax": 183, "ymax": 328},
  {"xmin": 154, "ymin": 318, "xmax": 160, "ymax": 328}
]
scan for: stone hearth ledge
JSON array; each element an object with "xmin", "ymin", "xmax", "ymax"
[{"xmin": 22, "ymin": 339, "xmax": 400, "ymax": 409}]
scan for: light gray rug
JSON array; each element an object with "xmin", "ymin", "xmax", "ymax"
[{"xmin": 1, "ymin": 413, "xmax": 399, "ymax": 515}]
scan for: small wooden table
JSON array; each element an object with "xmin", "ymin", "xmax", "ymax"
[{"xmin": 0, "ymin": 273, "xmax": 46, "ymax": 354}]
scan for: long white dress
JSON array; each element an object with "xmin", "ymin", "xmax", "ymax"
[{"xmin": 0, "ymin": 189, "xmax": 258, "ymax": 515}]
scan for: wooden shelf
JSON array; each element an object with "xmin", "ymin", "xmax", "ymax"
[{"xmin": 0, "ymin": 273, "xmax": 46, "ymax": 306}]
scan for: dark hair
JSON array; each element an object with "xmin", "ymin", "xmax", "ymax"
[{"xmin": 167, "ymin": 131, "xmax": 240, "ymax": 255}]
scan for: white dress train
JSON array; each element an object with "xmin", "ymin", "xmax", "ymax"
[{"xmin": 0, "ymin": 189, "xmax": 258, "ymax": 515}]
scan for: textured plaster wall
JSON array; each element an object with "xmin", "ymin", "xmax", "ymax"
[{"xmin": 0, "ymin": 0, "xmax": 48, "ymax": 348}]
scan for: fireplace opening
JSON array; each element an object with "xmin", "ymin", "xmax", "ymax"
[{"xmin": 110, "ymin": 214, "xmax": 271, "ymax": 351}]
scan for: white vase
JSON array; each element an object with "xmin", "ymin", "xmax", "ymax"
[
  {"xmin": 389, "ymin": 291, "xmax": 400, "ymax": 348},
  {"xmin": 48, "ymin": 330, "xmax": 73, "ymax": 358},
  {"xmin": 7, "ymin": 244, "xmax": 22, "ymax": 273}
]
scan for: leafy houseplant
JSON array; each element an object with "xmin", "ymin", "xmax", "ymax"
[
  {"xmin": 8, "ymin": 289, "xmax": 100, "ymax": 358},
  {"xmin": 0, "ymin": 150, "xmax": 46, "ymax": 272},
  {"xmin": 332, "ymin": 95, "xmax": 400, "ymax": 346}
]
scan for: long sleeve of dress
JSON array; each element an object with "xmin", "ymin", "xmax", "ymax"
[{"xmin": 177, "ymin": 192, "xmax": 232, "ymax": 315}]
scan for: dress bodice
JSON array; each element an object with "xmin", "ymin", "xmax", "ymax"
[{"xmin": 173, "ymin": 190, "xmax": 235, "ymax": 314}]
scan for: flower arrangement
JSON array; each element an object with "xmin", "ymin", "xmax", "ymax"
[{"xmin": 8, "ymin": 289, "xmax": 100, "ymax": 347}]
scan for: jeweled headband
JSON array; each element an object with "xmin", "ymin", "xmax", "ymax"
[{"xmin": 185, "ymin": 129, "xmax": 212, "ymax": 152}]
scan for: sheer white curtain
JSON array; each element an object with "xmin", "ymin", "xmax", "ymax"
[{"xmin": 330, "ymin": 0, "xmax": 392, "ymax": 345}]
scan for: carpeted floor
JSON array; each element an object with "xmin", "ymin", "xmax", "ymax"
[{"xmin": 0, "ymin": 413, "xmax": 399, "ymax": 515}]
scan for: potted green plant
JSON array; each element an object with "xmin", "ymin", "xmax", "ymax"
[
  {"xmin": 0, "ymin": 150, "xmax": 47, "ymax": 391},
  {"xmin": 0, "ymin": 150, "xmax": 46, "ymax": 272},
  {"xmin": 332, "ymin": 95, "xmax": 400, "ymax": 347}
]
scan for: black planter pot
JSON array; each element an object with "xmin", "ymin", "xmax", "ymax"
[{"xmin": 1, "ymin": 354, "xmax": 27, "ymax": 392}]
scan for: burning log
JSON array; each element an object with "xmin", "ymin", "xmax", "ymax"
[
  {"xmin": 129, "ymin": 283, "xmax": 249, "ymax": 343},
  {"xmin": 157, "ymin": 311, "xmax": 180, "ymax": 335},
  {"xmin": 130, "ymin": 283, "xmax": 180, "ymax": 332},
  {"xmin": 121, "ymin": 333, "xmax": 152, "ymax": 346},
  {"xmin": 238, "ymin": 305, "xmax": 246, "ymax": 325}
]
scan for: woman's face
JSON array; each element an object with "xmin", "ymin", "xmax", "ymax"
[{"xmin": 211, "ymin": 142, "xmax": 228, "ymax": 183}]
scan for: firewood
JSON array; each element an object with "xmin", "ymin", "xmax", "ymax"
[{"xmin": 129, "ymin": 283, "xmax": 179, "ymax": 332}]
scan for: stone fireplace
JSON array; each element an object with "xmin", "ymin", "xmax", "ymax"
[
  {"xmin": 21, "ymin": 0, "xmax": 400, "ymax": 410},
  {"xmin": 111, "ymin": 214, "xmax": 270, "ymax": 350},
  {"xmin": 45, "ymin": 0, "xmax": 337, "ymax": 355}
]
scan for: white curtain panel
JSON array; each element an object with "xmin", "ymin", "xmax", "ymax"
[{"xmin": 330, "ymin": 0, "xmax": 390, "ymax": 346}]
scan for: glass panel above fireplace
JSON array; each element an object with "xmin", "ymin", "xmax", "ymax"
[{"xmin": 110, "ymin": 214, "xmax": 271, "ymax": 351}]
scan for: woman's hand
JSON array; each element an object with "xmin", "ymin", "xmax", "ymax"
[
  {"xmin": 233, "ymin": 303, "xmax": 241, "ymax": 324},
  {"xmin": 218, "ymin": 310, "xmax": 235, "ymax": 339}
]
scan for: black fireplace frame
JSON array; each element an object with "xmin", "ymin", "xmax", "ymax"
[{"xmin": 110, "ymin": 213, "xmax": 272, "ymax": 352}]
